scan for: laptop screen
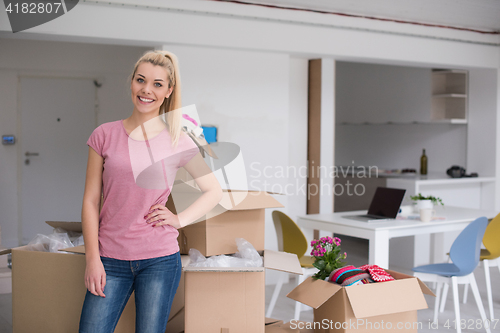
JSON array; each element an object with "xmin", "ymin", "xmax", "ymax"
[{"xmin": 367, "ymin": 187, "xmax": 406, "ymax": 218}]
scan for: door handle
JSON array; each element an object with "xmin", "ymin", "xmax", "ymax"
[{"xmin": 25, "ymin": 152, "xmax": 39, "ymax": 156}]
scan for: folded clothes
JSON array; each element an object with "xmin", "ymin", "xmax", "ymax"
[
  {"xmin": 328, "ymin": 265, "xmax": 370, "ymax": 286},
  {"xmin": 359, "ymin": 264, "xmax": 395, "ymax": 282}
]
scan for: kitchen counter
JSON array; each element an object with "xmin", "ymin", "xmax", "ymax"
[
  {"xmin": 385, "ymin": 172, "xmax": 495, "ymax": 183},
  {"xmin": 386, "ymin": 173, "xmax": 496, "ymax": 210}
]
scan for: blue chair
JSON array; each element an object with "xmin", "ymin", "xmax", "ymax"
[
  {"xmin": 439, "ymin": 213, "xmax": 500, "ymax": 321},
  {"xmin": 412, "ymin": 217, "xmax": 491, "ymax": 333}
]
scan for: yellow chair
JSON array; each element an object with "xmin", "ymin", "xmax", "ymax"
[
  {"xmin": 266, "ymin": 211, "xmax": 318, "ymax": 320},
  {"xmin": 441, "ymin": 213, "xmax": 500, "ymax": 321}
]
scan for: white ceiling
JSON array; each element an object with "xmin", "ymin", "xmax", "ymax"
[{"xmin": 217, "ymin": 0, "xmax": 500, "ymax": 32}]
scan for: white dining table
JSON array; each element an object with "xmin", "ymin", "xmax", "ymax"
[{"xmin": 297, "ymin": 206, "xmax": 497, "ymax": 269}]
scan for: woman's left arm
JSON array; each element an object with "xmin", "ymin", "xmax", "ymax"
[{"xmin": 146, "ymin": 152, "xmax": 223, "ymax": 228}]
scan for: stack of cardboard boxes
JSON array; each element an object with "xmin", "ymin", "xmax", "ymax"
[
  {"xmin": 0, "ymin": 222, "xmax": 137, "ymax": 333},
  {"xmin": 0, "ymin": 180, "xmax": 307, "ymax": 332},
  {"xmin": 167, "ymin": 180, "xmax": 305, "ymax": 333},
  {"xmin": 0, "ymin": 161, "xmax": 434, "ymax": 333}
]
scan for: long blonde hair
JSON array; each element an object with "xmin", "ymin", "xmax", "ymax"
[{"xmin": 130, "ymin": 50, "xmax": 182, "ymax": 147}]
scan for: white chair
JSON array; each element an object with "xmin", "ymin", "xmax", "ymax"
[
  {"xmin": 412, "ymin": 217, "xmax": 491, "ymax": 333},
  {"xmin": 440, "ymin": 213, "xmax": 500, "ymax": 321}
]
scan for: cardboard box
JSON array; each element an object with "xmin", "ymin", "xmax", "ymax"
[
  {"xmin": 266, "ymin": 320, "xmax": 315, "ymax": 333},
  {"xmin": 265, "ymin": 322, "xmax": 300, "ymax": 333},
  {"xmin": 168, "ymin": 182, "xmax": 283, "ymax": 256},
  {"xmin": 183, "ymin": 250, "xmax": 302, "ymax": 333},
  {"xmin": 287, "ymin": 270, "xmax": 435, "ymax": 333},
  {"xmin": 0, "ymin": 221, "xmax": 186, "ymax": 333},
  {"xmin": 266, "ymin": 317, "xmax": 284, "ymax": 326}
]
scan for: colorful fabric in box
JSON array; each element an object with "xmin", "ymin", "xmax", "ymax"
[
  {"xmin": 328, "ymin": 265, "xmax": 370, "ymax": 286},
  {"xmin": 359, "ymin": 264, "xmax": 395, "ymax": 282}
]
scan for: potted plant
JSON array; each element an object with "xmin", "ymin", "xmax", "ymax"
[
  {"xmin": 410, "ymin": 193, "xmax": 444, "ymax": 211},
  {"xmin": 311, "ymin": 236, "xmax": 347, "ymax": 280}
]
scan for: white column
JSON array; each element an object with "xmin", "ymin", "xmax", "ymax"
[
  {"xmin": 496, "ymin": 65, "xmax": 500, "ymax": 212},
  {"xmin": 319, "ymin": 58, "xmax": 335, "ymax": 214}
]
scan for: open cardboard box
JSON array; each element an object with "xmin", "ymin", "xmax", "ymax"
[
  {"xmin": 287, "ymin": 270, "xmax": 435, "ymax": 333},
  {"xmin": 183, "ymin": 250, "xmax": 302, "ymax": 333},
  {"xmin": 167, "ymin": 181, "xmax": 283, "ymax": 256},
  {"xmin": 0, "ymin": 221, "xmax": 186, "ymax": 333}
]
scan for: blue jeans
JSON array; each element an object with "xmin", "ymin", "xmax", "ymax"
[{"xmin": 79, "ymin": 252, "xmax": 182, "ymax": 333}]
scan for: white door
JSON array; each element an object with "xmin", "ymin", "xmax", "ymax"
[{"xmin": 20, "ymin": 77, "xmax": 96, "ymax": 244}]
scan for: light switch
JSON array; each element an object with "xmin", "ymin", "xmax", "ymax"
[{"xmin": 2, "ymin": 135, "xmax": 15, "ymax": 145}]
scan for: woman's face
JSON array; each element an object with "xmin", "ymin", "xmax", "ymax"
[{"xmin": 130, "ymin": 62, "xmax": 173, "ymax": 115}]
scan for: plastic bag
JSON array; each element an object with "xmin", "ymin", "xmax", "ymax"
[
  {"xmin": 233, "ymin": 238, "xmax": 263, "ymax": 267},
  {"xmin": 72, "ymin": 235, "xmax": 85, "ymax": 247},
  {"xmin": 188, "ymin": 238, "xmax": 263, "ymax": 268},
  {"xmin": 27, "ymin": 230, "xmax": 74, "ymax": 253},
  {"xmin": 53, "ymin": 227, "xmax": 83, "ymax": 244}
]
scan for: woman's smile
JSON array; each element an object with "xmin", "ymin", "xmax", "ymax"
[
  {"xmin": 137, "ymin": 95, "xmax": 155, "ymax": 104},
  {"xmin": 130, "ymin": 62, "xmax": 172, "ymax": 114}
]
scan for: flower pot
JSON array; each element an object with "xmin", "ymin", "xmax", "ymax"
[{"xmin": 414, "ymin": 199, "xmax": 433, "ymax": 213}]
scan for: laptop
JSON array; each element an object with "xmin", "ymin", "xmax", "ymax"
[{"xmin": 343, "ymin": 187, "xmax": 406, "ymax": 222}]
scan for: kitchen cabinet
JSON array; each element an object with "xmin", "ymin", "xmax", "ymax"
[
  {"xmin": 431, "ymin": 69, "xmax": 468, "ymax": 123},
  {"xmin": 337, "ymin": 63, "xmax": 469, "ymax": 125}
]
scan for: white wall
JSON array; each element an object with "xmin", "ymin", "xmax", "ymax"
[
  {"xmin": 1, "ymin": 1, "xmax": 498, "ymax": 69},
  {"xmin": 497, "ymin": 56, "xmax": 500, "ymax": 212},
  {"xmin": 467, "ymin": 68, "xmax": 498, "ymax": 177},
  {"xmin": 285, "ymin": 58, "xmax": 309, "ymax": 223},
  {"xmin": 0, "ymin": 0, "xmax": 498, "ymax": 270},
  {"xmin": 160, "ymin": 44, "xmax": 291, "ymax": 261},
  {"xmin": 265, "ymin": 56, "xmax": 309, "ymax": 285},
  {"xmin": 335, "ymin": 62, "xmax": 467, "ymax": 172},
  {"xmin": 336, "ymin": 62, "xmax": 433, "ymax": 124},
  {"xmin": 0, "ymin": 39, "xmax": 293, "ymax": 258},
  {"xmin": 1, "ymin": 0, "xmax": 498, "ymax": 198},
  {"xmin": 0, "ymin": 69, "xmax": 18, "ymax": 249},
  {"xmin": 0, "ymin": 38, "xmax": 150, "ymax": 247},
  {"xmin": 164, "ymin": 44, "xmax": 289, "ymax": 192}
]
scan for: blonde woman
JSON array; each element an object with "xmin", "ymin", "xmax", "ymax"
[{"xmin": 79, "ymin": 50, "xmax": 222, "ymax": 332}]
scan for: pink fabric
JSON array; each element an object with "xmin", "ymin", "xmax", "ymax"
[
  {"xmin": 330, "ymin": 265, "xmax": 356, "ymax": 282},
  {"xmin": 87, "ymin": 120, "xmax": 199, "ymax": 260},
  {"xmin": 359, "ymin": 264, "xmax": 395, "ymax": 282}
]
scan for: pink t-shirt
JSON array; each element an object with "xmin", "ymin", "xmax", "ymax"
[{"xmin": 86, "ymin": 120, "xmax": 198, "ymax": 260}]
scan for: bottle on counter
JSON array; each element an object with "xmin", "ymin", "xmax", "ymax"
[{"xmin": 420, "ymin": 149, "xmax": 428, "ymax": 175}]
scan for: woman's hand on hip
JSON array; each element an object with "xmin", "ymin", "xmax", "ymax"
[
  {"xmin": 84, "ymin": 257, "xmax": 106, "ymax": 298},
  {"xmin": 145, "ymin": 204, "xmax": 182, "ymax": 229}
]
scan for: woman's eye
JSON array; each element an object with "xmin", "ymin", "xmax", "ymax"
[
  {"xmin": 137, "ymin": 78, "xmax": 144, "ymax": 83},
  {"xmin": 154, "ymin": 83, "xmax": 162, "ymax": 87}
]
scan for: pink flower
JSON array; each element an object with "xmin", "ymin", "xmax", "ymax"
[
  {"xmin": 334, "ymin": 237, "xmax": 341, "ymax": 246},
  {"xmin": 311, "ymin": 240, "xmax": 317, "ymax": 246}
]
